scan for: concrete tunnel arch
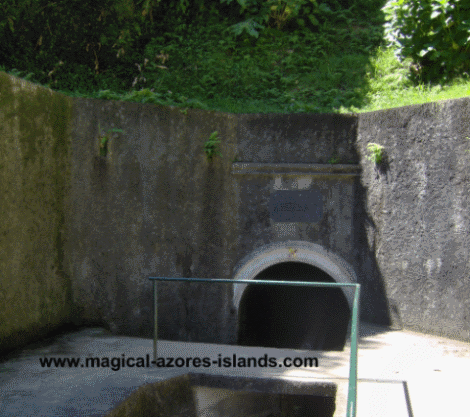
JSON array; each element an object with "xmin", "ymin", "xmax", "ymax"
[{"xmin": 232, "ymin": 241, "xmax": 358, "ymax": 350}]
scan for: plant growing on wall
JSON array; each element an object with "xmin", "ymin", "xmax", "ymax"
[
  {"xmin": 98, "ymin": 123, "xmax": 124, "ymax": 157},
  {"xmin": 327, "ymin": 155, "xmax": 340, "ymax": 164},
  {"xmin": 204, "ymin": 131, "xmax": 223, "ymax": 160},
  {"xmin": 366, "ymin": 143, "xmax": 385, "ymax": 165}
]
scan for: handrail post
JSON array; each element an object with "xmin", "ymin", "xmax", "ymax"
[
  {"xmin": 346, "ymin": 284, "xmax": 360, "ymax": 417},
  {"xmin": 153, "ymin": 280, "xmax": 158, "ymax": 362}
]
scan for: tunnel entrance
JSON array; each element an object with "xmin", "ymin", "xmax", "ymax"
[{"xmin": 237, "ymin": 262, "xmax": 350, "ymax": 351}]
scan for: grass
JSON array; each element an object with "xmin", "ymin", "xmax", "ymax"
[
  {"xmin": 355, "ymin": 47, "xmax": 470, "ymax": 114},
  {"xmin": 2, "ymin": 4, "xmax": 470, "ymax": 115}
]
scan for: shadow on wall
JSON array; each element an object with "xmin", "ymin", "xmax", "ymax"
[
  {"xmin": 352, "ymin": 163, "xmax": 395, "ymax": 328},
  {"xmin": 237, "ymin": 262, "xmax": 350, "ymax": 351}
]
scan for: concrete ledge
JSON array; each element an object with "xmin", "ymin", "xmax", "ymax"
[
  {"xmin": 104, "ymin": 372, "xmax": 337, "ymax": 417},
  {"xmin": 188, "ymin": 372, "xmax": 337, "ymax": 397},
  {"xmin": 231, "ymin": 162, "xmax": 361, "ymax": 176}
]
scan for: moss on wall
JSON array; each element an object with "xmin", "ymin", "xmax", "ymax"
[
  {"xmin": 2, "ymin": 68, "xmax": 470, "ymax": 356},
  {"xmin": 0, "ymin": 72, "xmax": 75, "ymax": 355}
]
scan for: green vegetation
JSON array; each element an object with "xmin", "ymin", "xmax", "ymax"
[
  {"xmin": 383, "ymin": 0, "xmax": 470, "ymax": 84},
  {"xmin": 204, "ymin": 131, "xmax": 223, "ymax": 160},
  {"xmin": 366, "ymin": 143, "xmax": 385, "ymax": 165},
  {"xmin": 1, "ymin": 0, "xmax": 469, "ymax": 115},
  {"xmin": 97, "ymin": 124, "xmax": 124, "ymax": 157},
  {"xmin": 328, "ymin": 155, "xmax": 341, "ymax": 164}
]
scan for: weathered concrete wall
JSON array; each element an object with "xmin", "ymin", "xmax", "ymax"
[
  {"xmin": 64, "ymin": 107, "xmax": 373, "ymax": 345},
  {"xmin": 231, "ymin": 113, "xmax": 389, "ymax": 328},
  {"xmin": 233, "ymin": 164, "xmax": 361, "ymax": 271},
  {"xmin": 235, "ymin": 113, "xmax": 358, "ymax": 164},
  {"xmin": 2, "ymin": 69, "xmax": 470, "ymax": 355},
  {"xmin": 64, "ymin": 98, "xmax": 240, "ymax": 342},
  {"xmin": 0, "ymin": 72, "xmax": 76, "ymax": 356},
  {"xmin": 233, "ymin": 113, "xmax": 359, "ymax": 262},
  {"xmin": 356, "ymin": 98, "xmax": 470, "ymax": 340}
]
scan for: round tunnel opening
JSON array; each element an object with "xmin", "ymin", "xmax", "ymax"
[{"xmin": 237, "ymin": 262, "xmax": 350, "ymax": 351}]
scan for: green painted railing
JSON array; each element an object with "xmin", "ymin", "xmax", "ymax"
[{"xmin": 148, "ymin": 276, "xmax": 360, "ymax": 417}]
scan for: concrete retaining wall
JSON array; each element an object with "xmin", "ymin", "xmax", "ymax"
[
  {"xmin": 1, "ymin": 70, "xmax": 469, "ymax": 356},
  {"xmin": 0, "ymin": 72, "xmax": 76, "ymax": 355},
  {"xmin": 65, "ymin": 98, "xmax": 240, "ymax": 343},
  {"xmin": 356, "ymin": 99, "xmax": 470, "ymax": 340}
]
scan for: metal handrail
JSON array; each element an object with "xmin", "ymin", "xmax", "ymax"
[{"xmin": 148, "ymin": 276, "xmax": 360, "ymax": 417}]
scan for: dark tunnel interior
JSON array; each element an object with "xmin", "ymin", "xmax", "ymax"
[{"xmin": 237, "ymin": 262, "xmax": 350, "ymax": 351}]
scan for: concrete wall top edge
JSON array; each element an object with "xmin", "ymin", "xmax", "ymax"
[
  {"xmin": 71, "ymin": 95, "xmax": 237, "ymax": 117},
  {"xmin": 237, "ymin": 112, "xmax": 357, "ymax": 119},
  {"xmin": 3, "ymin": 69, "xmax": 469, "ymax": 117},
  {"xmin": 358, "ymin": 95, "xmax": 470, "ymax": 118}
]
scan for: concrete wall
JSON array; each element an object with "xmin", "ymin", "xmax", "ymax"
[
  {"xmin": 2, "ymin": 70, "xmax": 470, "ymax": 357},
  {"xmin": 356, "ymin": 99, "xmax": 470, "ymax": 340},
  {"xmin": 65, "ymin": 108, "xmax": 370, "ymax": 345},
  {"xmin": 64, "ymin": 98, "xmax": 241, "ymax": 343},
  {"xmin": 0, "ymin": 72, "xmax": 76, "ymax": 356},
  {"xmin": 235, "ymin": 113, "xmax": 358, "ymax": 164}
]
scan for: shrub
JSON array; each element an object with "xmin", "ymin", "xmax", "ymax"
[
  {"xmin": 382, "ymin": 0, "xmax": 470, "ymax": 83},
  {"xmin": 220, "ymin": 0, "xmax": 327, "ymax": 37}
]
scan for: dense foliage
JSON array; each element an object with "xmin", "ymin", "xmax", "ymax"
[
  {"xmin": 0, "ymin": 0, "xmax": 236, "ymax": 90},
  {"xmin": 382, "ymin": 0, "xmax": 470, "ymax": 83},
  {"xmin": 1, "ymin": 0, "xmax": 469, "ymax": 114}
]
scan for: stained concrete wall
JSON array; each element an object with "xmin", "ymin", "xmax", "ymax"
[
  {"xmin": 356, "ymin": 98, "xmax": 470, "ymax": 340},
  {"xmin": 64, "ymin": 108, "xmax": 367, "ymax": 345},
  {"xmin": 235, "ymin": 113, "xmax": 358, "ymax": 164},
  {"xmin": 64, "ymin": 98, "xmax": 240, "ymax": 343},
  {"xmin": 0, "ymin": 72, "xmax": 76, "ymax": 356},
  {"xmin": 64, "ymin": 96, "xmax": 470, "ymax": 343},
  {"xmin": 2, "ymin": 70, "xmax": 470, "ymax": 357}
]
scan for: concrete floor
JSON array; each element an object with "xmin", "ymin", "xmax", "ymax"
[{"xmin": 1, "ymin": 323, "xmax": 469, "ymax": 417}]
